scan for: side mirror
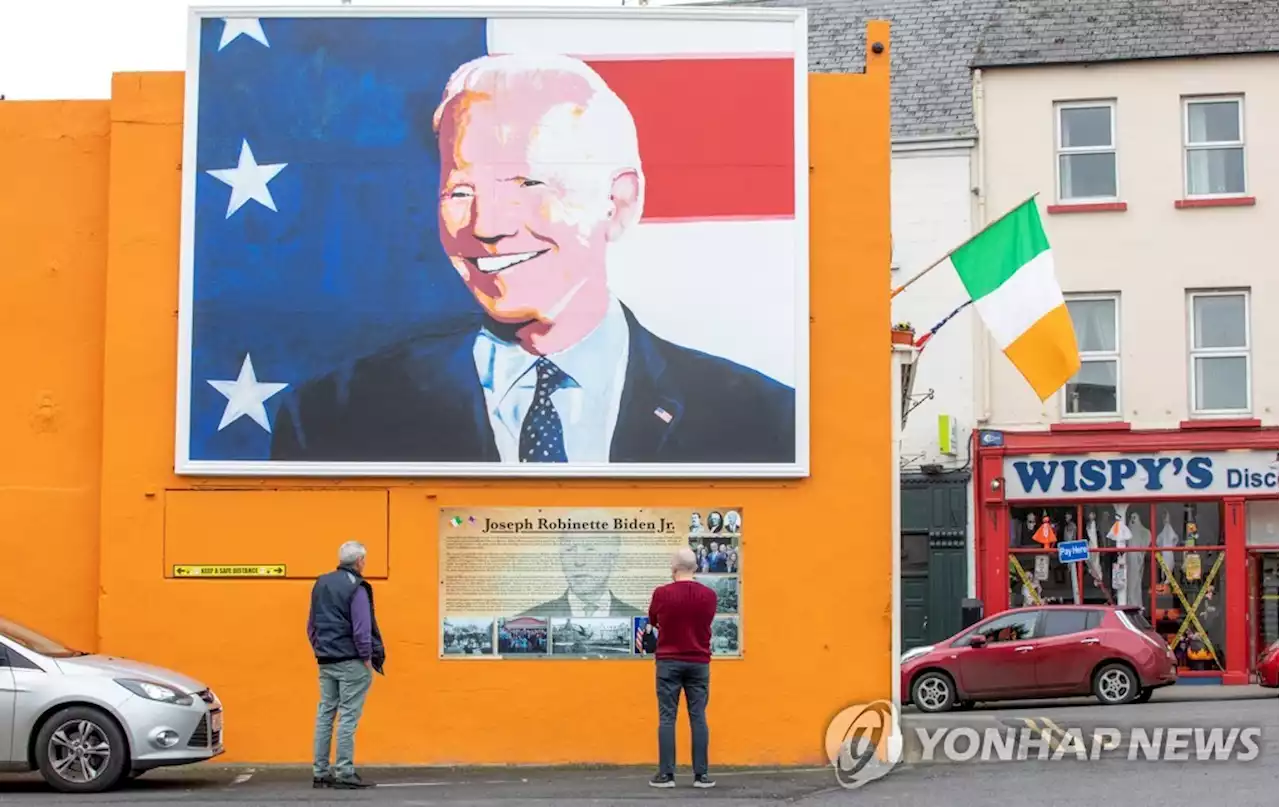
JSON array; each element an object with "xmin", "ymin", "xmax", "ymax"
[{"xmin": 968, "ymin": 635, "xmax": 988, "ymax": 648}]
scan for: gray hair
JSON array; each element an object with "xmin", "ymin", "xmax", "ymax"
[
  {"xmin": 431, "ymin": 53, "xmax": 646, "ymax": 221},
  {"xmin": 672, "ymin": 547, "xmax": 699, "ymax": 574},
  {"xmin": 338, "ymin": 541, "xmax": 367, "ymax": 566}
]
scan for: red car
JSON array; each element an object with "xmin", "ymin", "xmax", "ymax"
[
  {"xmin": 1257, "ymin": 641, "xmax": 1279, "ymax": 688},
  {"xmin": 901, "ymin": 605, "xmax": 1178, "ymax": 712}
]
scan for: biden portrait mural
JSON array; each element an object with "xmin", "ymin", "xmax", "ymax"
[{"xmin": 176, "ymin": 6, "xmax": 810, "ymax": 478}]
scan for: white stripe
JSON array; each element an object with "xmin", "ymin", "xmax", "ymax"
[
  {"xmin": 487, "ymin": 17, "xmax": 797, "ymax": 57},
  {"xmin": 967, "ymin": 249, "xmax": 1064, "ymax": 350},
  {"xmin": 611, "ymin": 219, "xmax": 797, "ymax": 388}
]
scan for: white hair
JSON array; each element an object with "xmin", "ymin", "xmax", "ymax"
[
  {"xmin": 672, "ymin": 547, "xmax": 699, "ymax": 574},
  {"xmin": 338, "ymin": 541, "xmax": 367, "ymax": 566},
  {"xmin": 432, "ymin": 53, "xmax": 646, "ymax": 223}
]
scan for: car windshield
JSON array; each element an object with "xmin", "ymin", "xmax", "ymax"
[{"xmin": 0, "ymin": 617, "xmax": 86, "ymax": 658}]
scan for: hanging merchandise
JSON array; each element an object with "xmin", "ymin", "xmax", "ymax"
[
  {"xmin": 1125, "ymin": 510, "xmax": 1150, "ymax": 610},
  {"xmin": 1157, "ymin": 512, "xmax": 1179, "ymax": 582},
  {"xmin": 1033, "ymin": 514, "xmax": 1058, "ymax": 547},
  {"xmin": 1184, "ymin": 552, "xmax": 1203, "ymax": 581},
  {"xmin": 1185, "ymin": 521, "xmax": 1199, "ymax": 547},
  {"xmin": 1034, "ymin": 554, "xmax": 1050, "ymax": 581},
  {"xmin": 1085, "ymin": 510, "xmax": 1103, "ymax": 584},
  {"xmin": 1107, "ymin": 511, "xmax": 1132, "ymax": 547},
  {"xmin": 1112, "ymin": 562, "xmax": 1128, "ymax": 606}
]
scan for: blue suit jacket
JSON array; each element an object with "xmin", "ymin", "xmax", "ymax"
[{"xmin": 270, "ymin": 305, "xmax": 795, "ymax": 464}]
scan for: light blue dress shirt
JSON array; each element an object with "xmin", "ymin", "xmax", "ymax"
[{"xmin": 472, "ymin": 297, "xmax": 630, "ymax": 463}]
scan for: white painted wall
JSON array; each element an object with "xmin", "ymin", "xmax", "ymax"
[
  {"xmin": 890, "ymin": 145, "xmax": 977, "ymax": 469},
  {"xmin": 975, "ymin": 54, "xmax": 1279, "ymax": 430}
]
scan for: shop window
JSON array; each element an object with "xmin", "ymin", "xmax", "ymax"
[
  {"xmin": 1063, "ymin": 295, "xmax": 1120, "ymax": 417},
  {"xmin": 1153, "ymin": 549, "xmax": 1227, "ymax": 673},
  {"xmin": 1010, "ymin": 506, "xmax": 1080, "ymax": 549},
  {"xmin": 1247, "ymin": 500, "xmax": 1279, "ymax": 547},
  {"xmin": 1008, "ymin": 552, "xmax": 1077, "ymax": 606}
]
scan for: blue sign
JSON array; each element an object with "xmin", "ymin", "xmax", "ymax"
[
  {"xmin": 1003, "ymin": 450, "xmax": 1278, "ymax": 500},
  {"xmin": 979, "ymin": 430, "xmax": 1005, "ymax": 448},
  {"xmin": 1057, "ymin": 540, "xmax": 1090, "ymax": 564}
]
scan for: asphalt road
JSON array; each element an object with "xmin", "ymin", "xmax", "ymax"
[{"xmin": 0, "ymin": 693, "xmax": 1275, "ymax": 805}]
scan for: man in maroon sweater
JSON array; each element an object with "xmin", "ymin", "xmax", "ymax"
[{"xmin": 647, "ymin": 547, "xmax": 718, "ymax": 788}]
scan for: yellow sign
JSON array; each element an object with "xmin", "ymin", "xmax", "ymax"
[{"xmin": 173, "ymin": 565, "xmax": 285, "ymax": 578}]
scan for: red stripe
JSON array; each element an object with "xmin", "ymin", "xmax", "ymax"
[{"xmin": 585, "ymin": 58, "xmax": 795, "ymax": 222}]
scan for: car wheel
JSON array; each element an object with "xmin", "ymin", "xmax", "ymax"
[
  {"xmin": 911, "ymin": 671, "xmax": 956, "ymax": 713},
  {"xmin": 1092, "ymin": 663, "xmax": 1139, "ymax": 706},
  {"xmin": 35, "ymin": 706, "xmax": 130, "ymax": 794},
  {"xmin": 1134, "ymin": 687, "xmax": 1154, "ymax": 704}
]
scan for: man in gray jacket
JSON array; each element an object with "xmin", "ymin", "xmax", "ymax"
[{"xmin": 307, "ymin": 541, "xmax": 386, "ymax": 789}]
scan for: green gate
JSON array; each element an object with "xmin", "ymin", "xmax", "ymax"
[{"xmin": 900, "ymin": 472, "xmax": 969, "ymax": 651}]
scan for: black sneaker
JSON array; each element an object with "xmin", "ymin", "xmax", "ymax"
[
  {"xmin": 693, "ymin": 774, "xmax": 716, "ymax": 788},
  {"xmin": 648, "ymin": 772, "xmax": 676, "ymax": 788},
  {"xmin": 332, "ymin": 774, "xmax": 375, "ymax": 789},
  {"xmin": 312, "ymin": 774, "xmax": 332, "ymax": 788}
]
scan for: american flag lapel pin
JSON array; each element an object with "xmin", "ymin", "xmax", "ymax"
[{"xmin": 654, "ymin": 406, "xmax": 673, "ymax": 424}]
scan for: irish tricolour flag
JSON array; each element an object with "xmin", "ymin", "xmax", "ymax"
[{"xmin": 949, "ymin": 199, "xmax": 1080, "ymax": 400}]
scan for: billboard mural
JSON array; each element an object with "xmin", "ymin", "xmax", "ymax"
[{"xmin": 176, "ymin": 7, "xmax": 809, "ymax": 477}]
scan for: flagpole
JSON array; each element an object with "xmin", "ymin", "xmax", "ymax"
[{"xmin": 889, "ymin": 191, "xmax": 1041, "ymax": 300}]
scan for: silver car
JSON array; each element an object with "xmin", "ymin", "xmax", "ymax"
[{"xmin": 0, "ymin": 616, "xmax": 224, "ymax": 793}]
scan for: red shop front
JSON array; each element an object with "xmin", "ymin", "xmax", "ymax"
[{"xmin": 974, "ymin": 423, "xmax": 1279, "ymax": 685}]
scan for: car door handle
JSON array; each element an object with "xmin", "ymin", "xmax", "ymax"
[
  {"xmin": 1015, "ymin": 646, "xmax": 1035, "ymax": 653},
  {"xmin": 1080, "ymin": 637, "xmax": 1101, "ymax": 645}
]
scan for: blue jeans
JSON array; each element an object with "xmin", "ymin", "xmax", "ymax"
[
  {"xmin": 656, "ymin": 659, "xmax": 710, "ymax": 776},
  {"xmin": 313, "ymin": 660, "xmax": 372, "ymax": 779}
]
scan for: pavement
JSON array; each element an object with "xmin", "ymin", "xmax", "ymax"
[{"xmin": 1, "ymin": 689, "xmax": 1275, "ymax": 805}]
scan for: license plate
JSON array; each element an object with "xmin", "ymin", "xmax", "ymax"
[{"xmin": 211, "ymin": 711, "xmax": 223, "ymax": 733}]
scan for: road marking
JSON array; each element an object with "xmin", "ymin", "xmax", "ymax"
[{"xmin": 231, "ymin": 769, "xmax": 254, "ymax": 786}]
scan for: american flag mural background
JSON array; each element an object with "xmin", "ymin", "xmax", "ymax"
[{"xmin": 178, "ymin": 9, "xmax": 808, "ymax": 476}]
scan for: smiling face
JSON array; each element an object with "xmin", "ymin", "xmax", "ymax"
[{"xmin": 436, "ymin": 77, "xmax": 640, "ymax": 347}]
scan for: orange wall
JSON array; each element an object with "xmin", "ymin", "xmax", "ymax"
[
  {"xmin": 7, "ymin": 23, "xmax": 892, "ymax": 766},
  {"xmin": 0, "ymin": 100, "xmax": 109, "ymax": 651}
]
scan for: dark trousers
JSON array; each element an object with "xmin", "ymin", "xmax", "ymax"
[{"xmin": 656, "ymin": 659, "xmax": 710, "ymax": 776}]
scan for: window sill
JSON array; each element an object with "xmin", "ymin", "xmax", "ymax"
[
  {"xmin": 1179, "ymin": 418, "xmax": 1262, "ymax": 430},
  {"xmin": 1046, "ymin": 202, "xmax": 1128, "ymax": 214},
  {"xmin": 1051, "ymin": 421, "xmax": 1131, "ymax": 433},
  {"xmin": 1174, "ymin": 196, "xmax": 1256, "ymax": 209}
]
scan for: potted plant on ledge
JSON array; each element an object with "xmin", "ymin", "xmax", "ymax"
[{"xmin": 891, "ymin": 322, "xmax": 915, "ymax": 346}]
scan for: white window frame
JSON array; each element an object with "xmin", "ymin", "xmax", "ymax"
[
  {"xmin": 1062, "ymin": 293, "xmax": 1121, "ymax": 419},
  {"xmin": 1182, "ymin": 95, "xmax": 1247, "ymax": 199},
  {"xmin": 1187, "ymin": 289, "xmax": 1252, "ymax": 417},
  {"xmin": 1054, "ymin": 100, "xmax": 1119, "ymax": 204}
]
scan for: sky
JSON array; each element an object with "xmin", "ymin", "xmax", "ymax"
[{"xmin": 0, "ymin": 0, "xmax": 703, "ymax": 100}]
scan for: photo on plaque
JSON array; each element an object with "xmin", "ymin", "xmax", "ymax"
[
  {"xmin": 175, "ymin": 7, "xmax": 809, "ymax": 478},
  {"xmin": 712, "ymin": 616, "xmax": 741, "ymax": 657},
  {"xmin": 441, "ymin": 617, "xmax": 496, "ymax": 656},
  {"xmin": 696, "ymin": 575, "xmax": 740, "ymax": 614},
  {"xmin": 689, "ymin": 536, "xmax": 739, "ymax": 574},
  {"xmin": 552, "ymin": 617, "xmax": 634, "ymax": 657},
  {"xmin": 497, "ymin": 617, "xmax": 549, "ymax": 655},
  {"xmin": 633, "ymin": 616, "xmax": 658, "ymax": 656}
]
